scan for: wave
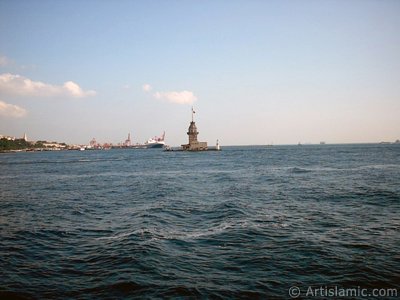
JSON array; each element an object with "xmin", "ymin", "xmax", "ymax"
[
  {"xmin": 94, "ymin": 219, "xmax": 270, "ymax": 244},
  {"xmin": 289, "ymin": 167, "xmax": 312, "ymax": 173}
]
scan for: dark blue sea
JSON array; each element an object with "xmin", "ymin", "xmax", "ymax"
[{"xmin": 1, "ymin": 144, "xmax": 399, "ymax": 299}]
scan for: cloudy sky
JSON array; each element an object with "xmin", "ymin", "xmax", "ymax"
[{"xmin": 0, "ymin": 0, "xmax": 399, "ymax": 145}]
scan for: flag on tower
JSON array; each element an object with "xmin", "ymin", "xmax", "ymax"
[{"xmin": 191, "ymin": 106, "xmax": 196, "ymax": 122}]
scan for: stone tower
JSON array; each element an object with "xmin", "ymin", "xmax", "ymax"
[
  {"xmin": 187, "ymin": 121, "xmax": 198, "ymax": 144},
  {"xmin": 181, "ymin": 107, "xmax": 208, "ymax": 151}
]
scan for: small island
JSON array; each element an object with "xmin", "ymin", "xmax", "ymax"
[
  {"xmin": 181, "ymin": 108, "xmax": 209, "ymax": 151},
  {"xmin": 164, "ymin": 108, "xmax": 220, "ymax": 152}
]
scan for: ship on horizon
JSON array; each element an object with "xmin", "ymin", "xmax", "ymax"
[{"xmin": 145, "ymin": 132, "xmax": 166, "ymax": 148}]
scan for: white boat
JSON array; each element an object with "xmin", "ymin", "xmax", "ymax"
[{"xmin": 145, "ymin": 132, "xmax": 165, "ymax": 148}]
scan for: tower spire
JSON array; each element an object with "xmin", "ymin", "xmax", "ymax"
[{"xmin": 191, "ymin": 106, "xmax": 195, "ymax": 122}]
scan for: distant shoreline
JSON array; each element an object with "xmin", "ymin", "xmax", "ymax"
[{"xmin": 1, "ymin": 142, "xmax": 399, "ymax": 154}]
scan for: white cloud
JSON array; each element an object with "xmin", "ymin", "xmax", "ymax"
[
  {"xmin": 153, "ymin": 90, "xmax": 197, "ymax": 105},
  {"xmin": 0, "ymin": 100, "xmax": 27, "ymax": 118},
  {"xmin": 63, "ymin": 81, "xmax": 96, "ymax": 97},
  {"xmin": 0, "ymin": 73, "xmax": 96, "ymax": 98},
  {"xmin": 142, "ymin": 83, "xmax": 197, "ymax": 105},
  {"xmin": 142, "ymin": 83, "xmax": 152, "ymax": 92}
]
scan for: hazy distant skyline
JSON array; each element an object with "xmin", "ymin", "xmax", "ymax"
[{"xmin": 1, "ymin": 0, "xmax": 399, "ymax": 146}]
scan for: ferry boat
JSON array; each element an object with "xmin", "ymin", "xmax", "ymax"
[{"xmin": 145, "ymin": 132, "xmax": 165, "ymax": 149}]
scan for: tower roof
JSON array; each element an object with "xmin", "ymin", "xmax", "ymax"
[{"xmin": 188, "ymin": 121, "xmax": 197, "ymax": 130}]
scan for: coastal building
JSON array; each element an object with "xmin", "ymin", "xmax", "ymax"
[
  {"xmin": 181, "ymin": 108, "xmax": 208, "ymax": 151},
  {"xmin": 0, "ymin": 133, "xmax": 27, "ymax": 141},
  {"xmin": 42, "ymin": 142, "xmax": 67, "ymax": 149},
  {"xmin": 0, "ymin": 134, "xmax": 15, "ymax": 141}
]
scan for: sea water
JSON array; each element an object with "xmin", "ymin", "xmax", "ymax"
[{"xmin": 0, "ymin": 144, "xmax": 399, "ymax": 299}]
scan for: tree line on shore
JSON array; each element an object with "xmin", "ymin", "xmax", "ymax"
[{"xmin": 0, "ymin": 138, "xmax": 64, "ymax": 151}]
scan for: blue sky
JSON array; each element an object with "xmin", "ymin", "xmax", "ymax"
[{"xmin": 1, "ymin": 0, "xmax": 399, "ymax": 145}]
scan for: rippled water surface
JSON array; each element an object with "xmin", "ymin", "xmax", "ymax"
[{"xmin": 1, "ymin": 144, "xmax": 399, "ymax": 299}]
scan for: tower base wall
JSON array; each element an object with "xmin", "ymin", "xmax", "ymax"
[{"xmin": 181, "ymin": 141, "xmax": 208, "ymax": 151}]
